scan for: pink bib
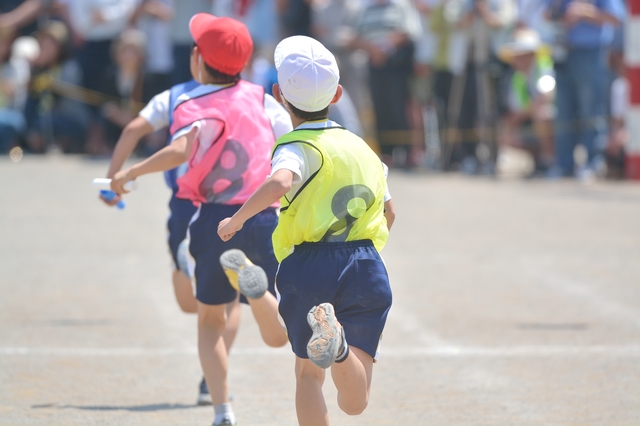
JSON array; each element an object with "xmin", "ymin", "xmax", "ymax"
[{"xmin": 170, "ymin": 81, "xmax": 276, "ymax": 206}]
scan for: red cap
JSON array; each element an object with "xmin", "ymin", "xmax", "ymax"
[{"xmin": 189, "ymin": 13, "xmax": 253, "ymax": 75}]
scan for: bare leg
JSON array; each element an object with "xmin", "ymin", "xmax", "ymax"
[
  {"xmin": 295, "ymin": 357, "xmax": 329, "ymax": 426},
  {"xmin": 173, "ymin": 271, "xmax": 242, "ymax": 352},
  {"xmin": 218, "ymin": 249, "xmax": 287, "ymax": 347},
  {"xmin": 534, "ymin": 117, "xmax": 555, "ymax": 162},
  {"xmin": 223, "ymin": 295, "xmax": 242, "ymax": 352},
  {"xmin": 172, "ymin": 270, "xmax": 197, "ymax": 313},
  {"xmin": 246, "ymin": 292, "xmax": 287, "ymax": 347},
  {"xmin": 330, "ymin": 346, "xmax": 373, "ymax": 415},
  {"xmin": 197, "ymin": 301, "xmax": 231, "ymax": 406}
]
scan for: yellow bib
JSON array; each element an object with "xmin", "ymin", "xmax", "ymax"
[{"xmin": 271, "ymin": 126, "xmax": 389, "ymax": 262}]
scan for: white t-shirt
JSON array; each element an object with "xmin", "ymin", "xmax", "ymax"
[
  {"xmin": 271, "ymin": 120, "xmax": 392, "ymax": 201},
  {"xmin": 61, "ymin": 0, "xmax": 138, "ymax": 41}
]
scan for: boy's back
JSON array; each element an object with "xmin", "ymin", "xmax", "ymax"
[
  {"xmin": 170, "ymin": 80, "xmax": 276, "ymax": 204},
  {"xmin": 272, "ymin": 123, "xmax": 388, "ymax": 262}
]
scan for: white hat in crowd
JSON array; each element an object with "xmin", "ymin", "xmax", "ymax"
[
  {"xmin": 498, "ymin": 29, "xmax": 543, "ymax": 64},
  {"xmin": 274, "ymin": 35, "xmax": 340, "ymax": 113}
]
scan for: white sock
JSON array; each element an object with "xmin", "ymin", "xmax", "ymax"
[
  {"xmin": 214, "ymin": 403, "xmax": 235, "ymax": 425},
  {"xmin": 335, "ymin": 330, "xmax": 349, "ymax": 363}
]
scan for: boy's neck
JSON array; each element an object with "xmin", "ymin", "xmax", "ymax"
[
  {"xmin": 290, "ymin": 115, "xmax": 306, "ymax": 129},
  {"xmin": 291, "ymin": 117, "xmax": 330, "ymax": 129},
  {"xmin": 200, "ymin": 75, "xmax": 238, "ymax": 86}
]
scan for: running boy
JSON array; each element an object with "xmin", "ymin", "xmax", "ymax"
[
  {"xmin": 102, "ymin": 76, "xmax": 224, "ymax": 405},
  {"xmin": 111, "ymin": 13, "xmax": 289, "ymax": 426},
  {"xmin": 218, "ymin": 36, "xmax": 395, "ymax": 425}
]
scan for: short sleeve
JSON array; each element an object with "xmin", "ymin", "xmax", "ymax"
[
  {"xmin": 139, "ymin": 90, "xmax": 171, "ymax": 131},
  {"xmin": 271, "ymin": 144, "xmax": 305, "ymax": 184},
  {"xmin": 382, "ymin": 162, "xmax": 392, "ymax": 202},
  {"xmin": 264, "ymin": 94, "xmax": 293, "ymax": 139}
]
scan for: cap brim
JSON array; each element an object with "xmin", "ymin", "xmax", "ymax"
[
  {"xmin": 498, "ymin": 44, "xmax": 538, "ymax": 64},
  {"xmin": 189, "ymin": 13, "xmax": 218, "ymax": 43}
]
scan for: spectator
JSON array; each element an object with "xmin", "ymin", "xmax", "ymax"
[
  {"xmin": 497, "ymin": 28, "xmax": 555, "ymax": 177},
  {"xmin": 169, "ymin": 0, "xmax": 211, "ymax": 85},
  {"xmin": 444, "ymin": 0, "xmax": 518, "ymax": 174},
  {"xmin": 88, "ymin": 29, "xmax": 146, "ymax": 155},
  {"xmin": 57, "ymin": 0, "xmax": 137, "ymax": 94},
  {"xmin": 213, "ymin": 0, "xmax": 279, "ymax": 50},
  {"xmin": 0, "ymin": 0, "xmax": 49, "ymax": 37},
  {"xmin": 517, "ymin": 0, "xmax": 554, "ymax": 35},
  {"xmin": 410, "ymin": 0, "xmax": 442, "ymax": 169},
  {"xmin": 426, "ymin": 0, "xmax": 468, "ymax": 170},
  {"xmin": 347, "ymin": 0, "xmax": 422, "ymax": 168},
  {"xmin": 278, "ymin": 0, "xmax": 312, "ymax": 38},
  {"xmin": 545, "ymin": 0, "xmax": 624, "ymax": 179},
  {"xmin": 23, "ymin": 20, "xmax": 88, "ymax": 153},
  {"xmin": 132, "ymin": 0, "xmax": 174, "ymax": 102},
  {"xmin": 0, "ymin": 31, "xmax": 36, "ymax": 153},
  {"xmin": 311, "ymin": 0, "xmax": 366, "ymax": 110}
]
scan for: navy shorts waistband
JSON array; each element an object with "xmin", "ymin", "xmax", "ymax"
[{"xmin": 296, "ymin": 239, "xmax": 374, "ymax": 250}]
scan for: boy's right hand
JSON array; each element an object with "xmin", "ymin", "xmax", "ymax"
[
  {"xmin": 218, "ymin": 217, "xmax": 243, "ymax": 242},
  {"xmin": 99, "ymin": 192, "xmax": 123, "ymax": 207},
  {"xmin": 111, "ymin": 169, "xmax": 135, "ymax": 195}
]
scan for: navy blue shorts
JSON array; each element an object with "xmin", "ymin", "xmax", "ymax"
[
  {"xmin": 189, "ymin": 203, "xmax": 278, "ymax": 306},
  {"xmin": 276, "ymin": 240, "xmax": 392, "ymax": 360},
  {"xmin": 167, "ymin": 190, "xmax": 198, "ymax": 269}
]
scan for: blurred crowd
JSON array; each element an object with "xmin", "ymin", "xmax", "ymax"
[{"xmin": 0, "ymin": 0, "xmax": 629, "ymax": 179}]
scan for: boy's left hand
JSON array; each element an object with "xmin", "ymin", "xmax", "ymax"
[{"xmin": 218, "ymin": 217, "xmax": 243, "ymax": 242}]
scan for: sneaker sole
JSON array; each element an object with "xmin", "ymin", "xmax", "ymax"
[
  {"xmin": 220, "ymin": 249, "xmax": 268, "ymax": 299},
  {"xmin": 306, "ymin": 303, "xmax": 341, "ymax": 369},
  {"xmin": 197, "ymin": 393, "xmax": 212, "ymax": 406}
]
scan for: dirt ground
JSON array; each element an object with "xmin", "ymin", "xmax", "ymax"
[{"xmin": 1, "ymin": 154, "xmax": 639, "ymax": 425}]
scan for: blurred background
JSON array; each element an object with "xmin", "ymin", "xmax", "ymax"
[
  {"xmin": 2, "ymin": 1, "xmax": 640, "ymax": 425},
  {"xmin": 0, "ymin": 0, "xmax": 633, "ymax": 181}
]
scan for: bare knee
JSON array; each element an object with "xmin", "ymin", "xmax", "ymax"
[
  {"xmin": 295, "ymin": 358, "xmax": 325, "ymax": 384},
  {"xmin": 263, "ymin": 332, "xmax": 288, "ymax": 348},
  {"xmin": 197, "ymin": 303, "xmax": 227, "ymax": 332},
  {"xmin": 176, "ymin": 297, "xmax": 197, "ymax": 314},
  {"xmin": 338, "ymin": 397, "xmax": 368, "ymax": 416}
]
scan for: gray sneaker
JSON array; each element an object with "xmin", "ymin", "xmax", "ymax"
[
  {"xmin": 306, "ymin": 303, "xmax": 345, "ymax": 369},
  {"xmin": 197, "ymin": 377, "xmax": 211, "ymax": 406},
  {"xmin": 213, "ymin": 415, "xmax": 236, "ymax": 426},
  {"xmin": 219, "ymin": 249, "xmax": 268, "ymax": 299}
]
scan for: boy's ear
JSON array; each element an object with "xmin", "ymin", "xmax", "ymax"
[
  {"xmin": 272, "ymin": 83, "xmax": 283, "ymax": 104},
  {"xmin": 330, "ymin": 85, "xmax": 343, "ymax": 105}
]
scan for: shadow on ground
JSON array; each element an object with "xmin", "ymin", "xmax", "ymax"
[{"xmin": 32, "ymin": 403, "xmax": 203, "ymax": 412}]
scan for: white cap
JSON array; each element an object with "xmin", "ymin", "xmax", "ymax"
[
  {"xmin": 274, "ymin": 36, "xmax": 340, "ymax": 113},
  {"xmin": 497, "ymin": 29, "xmax": 542, "ymax": 64}
]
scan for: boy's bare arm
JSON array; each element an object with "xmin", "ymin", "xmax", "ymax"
[
  {"xmin": 100, "ymin": 117, "xmax": 154, "ymax": 206},
  {"xmin": 111, "ymin": 126, "xmax": 197, "ymax": 194},
  {"xmin": 384, "ymin": 199, "xmax": 396, "ymax": 231},
  {"xmin": 106, "ymin": 116, "xmax": 155, "ymax": 178},
  {"xmin": 218, "ymin": 169, "xmax": 294, "ymax": 241}
]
